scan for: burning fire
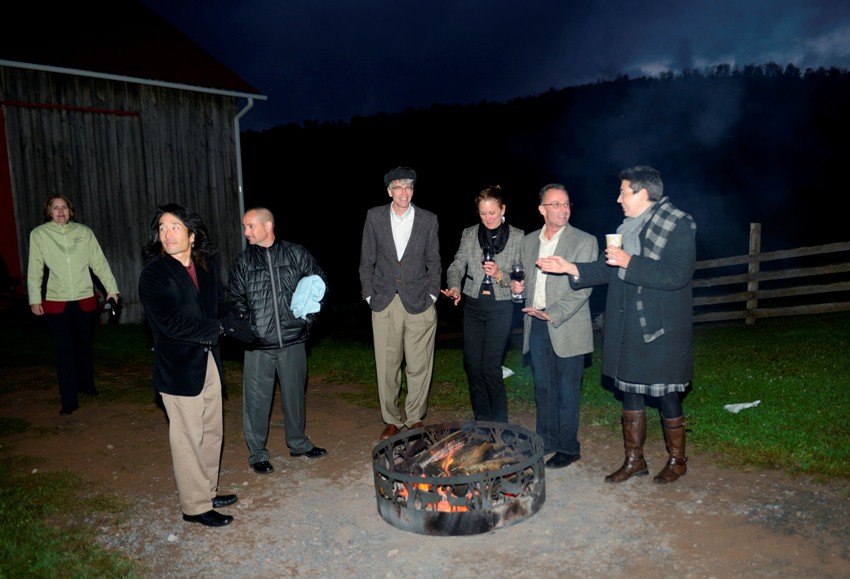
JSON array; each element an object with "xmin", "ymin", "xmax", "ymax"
[
  {"xmin": 435, "ymin": 486, "xmax": 468, "ymax": 512},
  {"xmin": 396, "ymin": 477, "xmax": 472, "ymax": 512},
  {"xmin": 387, "ymin": 428, "xmax": 528, "ymax": 513}
]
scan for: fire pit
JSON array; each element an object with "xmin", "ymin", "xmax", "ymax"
[{"xmin": 371, "ymin": 420, "xmax": 545, "ymax": 536}]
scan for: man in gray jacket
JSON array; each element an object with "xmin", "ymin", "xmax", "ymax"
[
  {"xmin": 359, "ymin": 167, "xmax": 441, "ymax": 440},
  {"xmin": 537, "ymin": 166, "xmax": 696, "ymax": 484},
  {"xmin": 513, "ymin": 184, "xmax": 597, "ymax": 469},
  {"xmin": 229, "ymin": 207, "xmax": 328, "ymax": 474}
]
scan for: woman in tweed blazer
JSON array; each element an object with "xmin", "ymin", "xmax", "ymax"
[{"xmin": 442, "ymin": 186, "xmax": 523, "ymax": 422}]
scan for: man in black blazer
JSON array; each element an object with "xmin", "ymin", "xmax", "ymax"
[
  {"xmin": 138, "ymin": 204, "xmax": 241, "ymax": 527},
  {"xmin": 359, "ymin": 167, "xmax": 441, "ymax": 440}
]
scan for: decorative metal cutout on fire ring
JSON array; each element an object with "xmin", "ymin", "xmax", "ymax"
[{"xmin": 372, "ymin": 420, "xmax": 545, "ymax": 536}]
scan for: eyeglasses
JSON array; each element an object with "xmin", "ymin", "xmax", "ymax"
[{"xmin": 540, "ymin": 202, "xmax": 573, "ymax": 209}]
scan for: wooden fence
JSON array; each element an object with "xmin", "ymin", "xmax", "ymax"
[{"xmin": 693, "ymin": 223, "xmax": 850, "ymax": 324}]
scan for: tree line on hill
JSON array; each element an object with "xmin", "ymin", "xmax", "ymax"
[{"xmin": 240, "ymin": 63, "xmax": 850, "ymax": 309}]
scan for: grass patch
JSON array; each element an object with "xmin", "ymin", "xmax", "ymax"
[
  {"xmin": 687, "ymin": 314, "xmax": 850, "ymax": 478},
  {"xmin": 308, "ymin": 313, "xmax": 850, "ymax": 480},
  {"xmin": 4, "ymin": 312, "xmax": 848, "ymax": 481},
  {"xmin": 0, "ymin": 457, "xmax": 141, "ymax": 578},
  {"xmin": 0, "ymin": 416, "xmax": 30, "ymax": 438}
]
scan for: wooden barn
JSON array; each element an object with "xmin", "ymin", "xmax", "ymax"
[{"xmin": 0, "ymin": 1, "xmax": 266, "ymax": 322}]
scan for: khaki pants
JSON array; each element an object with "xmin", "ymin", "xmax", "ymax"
[
  {"xmin": 371, "ymin": 294, "xmax": 437, "ymax": 427},
  {"xmin": 160, "ymin": 353, "xmax": 223, "ymax": 515}
]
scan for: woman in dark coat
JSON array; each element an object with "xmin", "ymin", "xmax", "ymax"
[{"xmin": 536, "ymin": 166, "xmax": 696, "ymax": 484}]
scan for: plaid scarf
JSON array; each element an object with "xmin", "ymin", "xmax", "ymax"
[{"xmin": 632, "ymin": 197, "xmax": 695, "ymax": 343}]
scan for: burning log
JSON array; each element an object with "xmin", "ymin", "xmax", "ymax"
[
  {"xmin": 458, "ymin": 455, "xmax": 520, "ymax": 475},
  {"xmin": 408, "ymin": 430, "xmax": 517, "ymax": 477},
  {"xmin": 438, "ymin": 440, "xmax": 493, "ymax": 475},
  {"xmin": 408, "ymin": 430, "xmax": 468, "ymax": 474}
]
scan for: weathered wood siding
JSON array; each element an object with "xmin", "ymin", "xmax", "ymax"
[{"xmin": 1, "ymin": 66, "xmax": 244, "ymax": 322}]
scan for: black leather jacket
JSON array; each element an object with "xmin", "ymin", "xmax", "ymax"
[{"xmin": 227, "ymin": 239, "xmax": 327, "ymax": 350}]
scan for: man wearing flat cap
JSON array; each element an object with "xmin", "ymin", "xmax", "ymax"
[{"xmin": 359, "ymin": 166, "xmax": 441, "ymax": 440}]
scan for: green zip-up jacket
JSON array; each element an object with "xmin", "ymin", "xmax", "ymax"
[{"xmin": 27, "ymin": 220, "xmax": 119, "ymax": 305}]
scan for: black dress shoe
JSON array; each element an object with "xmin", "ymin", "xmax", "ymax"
[
  {"xmin": 182, "ymin": 510, "xmax": 233, "ymax": 527},
  {"xmin": 59, "ymin": 405, "xmax": 78, "ymax": 416},
  {"xmin": 545, "ymin": 452, "xmax": 581, "ymax": 469},
  {"xmin": 290, "ymin": 447, "xmax": 327, "ymax": 458},
  {"xmin": 251, "ymin": 461, "xmax": 274, "ymax": 474},
  {"xmin": 212, "ymin": 494, "xmax": 238, "ymax": 508}
]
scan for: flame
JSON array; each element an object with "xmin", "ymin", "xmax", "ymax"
[
  {"xmin": 395, "ymin": 478, "xmax": 433, "ymax": 502},
  {"xmin": 395, "ymin": 480, "xmax": 475, "ymax": 512},
  {"xmin": 432, "ymin": 486, "xmax": 469, "ymax": 512},
  {"xmin": 440, "ymin": 457, "xmax": 454, "ymax": 477}
]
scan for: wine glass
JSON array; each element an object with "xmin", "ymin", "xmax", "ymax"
[
  {"xmin": 510, "ymin": 259, "xmax": 525, "ymax": 303},
  {"xmin": 481, "ymin": 245, "xmax": 494, "ymax": 285}
]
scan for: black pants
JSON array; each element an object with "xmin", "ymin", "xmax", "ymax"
[
  {"xmin": 462, "ymin": 294, "xmax": 513, "ymax": 422},
  {"xmin": 44, "ymin": 301, "xmax": 97, "ymax": 410}
]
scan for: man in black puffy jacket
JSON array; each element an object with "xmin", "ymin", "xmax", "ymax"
[{"xmin": 228, "ymin": 207, "xmax": 328, "ymax": 474}]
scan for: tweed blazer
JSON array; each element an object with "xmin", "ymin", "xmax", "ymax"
[
  {"xmin": 138, "ymin": 255, "xmax": 223, "ymax": 397},
  {"xmin": 359, "ymin": 203, "xmax": 441, "ymax": 314},
  {"xmin": 520, "ymin": 223, "xmax": 598, "ymax": 358},
  {"xmin": 446, "ymin": 224, "xmax": 524, "ymax": 301}
]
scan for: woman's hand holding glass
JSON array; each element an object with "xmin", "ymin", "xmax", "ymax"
[{"xmin": 482, "ymin": 260, "xmax": 503, "ymax": 281}]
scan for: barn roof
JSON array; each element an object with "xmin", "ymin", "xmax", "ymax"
[{"xmin": 0, "ymin": 1, "xmax": 264, "ymax": 99}]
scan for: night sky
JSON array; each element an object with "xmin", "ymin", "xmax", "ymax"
[{"xmin": 141, "ymin": 0, "xmax": 850, "ymax": 131}]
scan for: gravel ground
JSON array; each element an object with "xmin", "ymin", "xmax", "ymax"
[{"xmin": 3, "ymin": 378, "xmax": 849, "ymax": 577}]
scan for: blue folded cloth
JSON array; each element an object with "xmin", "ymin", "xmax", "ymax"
[{"xmin": 291, "ymin": 275, "xmax": 326, "ymax": 319}]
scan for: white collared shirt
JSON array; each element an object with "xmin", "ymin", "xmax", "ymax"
[
  {"xmin": 390, "ymin": 204, "xmax": 415, "ymax": 261},
  {"xmin": 533, "ymin": 226, "xmax": 565, "ymax": 309}
]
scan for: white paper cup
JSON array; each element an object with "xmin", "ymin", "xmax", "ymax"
[{"xmin": 605, "ymin": 234, "xmax": 623, "ymax": 248}]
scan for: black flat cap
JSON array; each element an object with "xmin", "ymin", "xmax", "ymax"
[{"xmin": 384, "ymin": 166, "xmax": 417, "ymax": 188}]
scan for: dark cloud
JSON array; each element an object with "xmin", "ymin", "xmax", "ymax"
[{"xmin": 142, "ymin": 0, "xmax": 850, "ymax": 131}]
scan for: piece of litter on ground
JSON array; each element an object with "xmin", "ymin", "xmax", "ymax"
[
  {"xmin": 723, "ymin": 400, "xmax": 761, "ymax": 413},
  {"xmin": 502, "ymin": 366, "xmax": 515, "ymax": 379}
]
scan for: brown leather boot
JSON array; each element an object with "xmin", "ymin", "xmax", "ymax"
[
  {"xmin": 604, "ymin": 409, "xmax": 649, "ymax": 483},
  {"xmin": 653, "ymin": 415, "xmax": 687, "ymax": 484}
]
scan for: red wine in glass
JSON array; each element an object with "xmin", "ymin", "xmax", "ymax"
[
  {"xmin": 482, "ymin": 245, "xmax": 494, "ymax": 285},
  {"xmin": 510, "ymin": 260, "xmax": 525, "ymax": 302}
]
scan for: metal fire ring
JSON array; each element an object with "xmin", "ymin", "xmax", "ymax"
[{"xmin": 371, "ymin": 420, "xmax": 546, "ymax": 536}]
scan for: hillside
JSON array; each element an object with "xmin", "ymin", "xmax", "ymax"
[{"xmin": 241, "ymin": 63, "xmax": 850, "ymax": 307}]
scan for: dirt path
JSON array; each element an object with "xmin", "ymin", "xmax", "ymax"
[{"xmin": 1, "ymin": 376, "xmax": 848, "ymax": 578}]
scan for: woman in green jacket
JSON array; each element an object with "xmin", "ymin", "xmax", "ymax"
[{"xmin": 28, "ymin": 195, "xmax": 119, "ymax": 415}]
